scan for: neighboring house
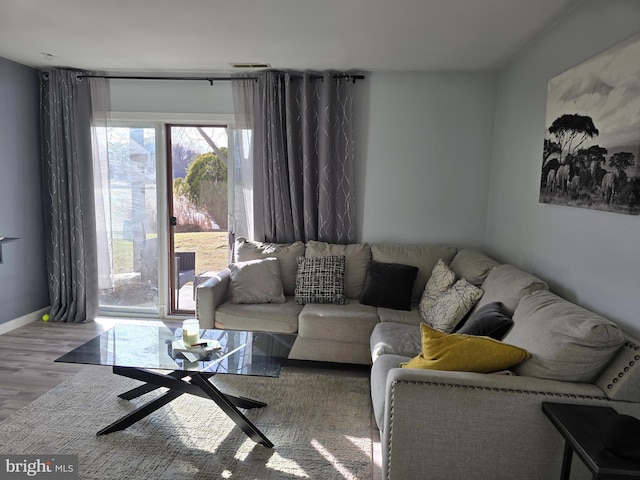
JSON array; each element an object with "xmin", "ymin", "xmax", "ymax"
[{"xmin": 1, "ymin": 0, "xmax": 639, "ymax": 338}]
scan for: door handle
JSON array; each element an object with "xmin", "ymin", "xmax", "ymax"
[{"xmin": 170, "ymin": 216, "xmax": 177, "ymax": 226}]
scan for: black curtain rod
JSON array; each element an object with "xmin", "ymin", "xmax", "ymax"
[
  {"xmin": 78, "ymin": 75, "xmax": 241, "ymax": 85},
  {"xmin": 77, "ymin": 73, "xmax": 365, "ymax": 85}
]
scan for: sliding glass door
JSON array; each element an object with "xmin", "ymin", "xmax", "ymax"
[
  {"xmin": 167, "ymin": 125, "xmax": 230, "ymax": 313},
  {"xmin": 96, "ymin": 120, "xmax": 232, "ymax": 317}
]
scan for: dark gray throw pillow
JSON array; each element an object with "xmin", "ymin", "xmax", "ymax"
[
  {"xmin": 456, "ymin": 301, "xmax": 514, "ymax": 340},
  {"xmin": 359, "ymin": 260, "xmax": 419, "ymax": 311}
]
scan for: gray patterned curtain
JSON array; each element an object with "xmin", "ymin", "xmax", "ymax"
[
  {"xmin": 233, "ymin": 71, "xmax": 358, "ymax": 244},
  {"xmin": 40, "ymin": 69, "xmax": 99, "ymax": 322}
]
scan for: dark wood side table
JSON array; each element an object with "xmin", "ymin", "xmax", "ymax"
[{"xmin": 542, "ymin": 402, "xmax": 640, "ymax": 480}]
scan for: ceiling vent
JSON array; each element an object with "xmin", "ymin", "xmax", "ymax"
[{"xmin": 231, "ymin": 63, "xmax": 271, "ymax": 69}]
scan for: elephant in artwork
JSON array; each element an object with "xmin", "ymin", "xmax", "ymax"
[
  {"xmin": 602, "ymin": 171, "xmax": 617, "ymax": 204},
  {"xmin": 546, "ymin": 169, "xmax": 556, "ymax": 192},
  {"xmin": 555, "ymin": 164, "xmax": 570, "ymax": 194},
  {"xmin": 568, "ymin": 175, "xmax": 580, "ymax": 197}
]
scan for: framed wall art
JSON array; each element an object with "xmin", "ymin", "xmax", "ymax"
[{"xmin": 539, "ymin": 32, "xmax": 640, "ymax": 215}]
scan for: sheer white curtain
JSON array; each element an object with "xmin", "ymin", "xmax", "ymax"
[
  {"xmin": 232, "ymin": 77, "xmax": 263, "ymax": 243},
  {"xmin": 231, "ymin": 71, "xmax": 359, "ymax": 245},
  {"xmin": 88, "ymin": 76, "xmax": 113, "ymax": 292}
]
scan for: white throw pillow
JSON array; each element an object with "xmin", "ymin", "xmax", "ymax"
[
  {"xmin": 422, "ymin": 278, "xmax": 484, "ymax": 333},
  {"xmin": 419, "ymin": 259, "xmax": 456, "ymax": 318},
  {"xmin": 229, "ymin": 258, "xmax": 286, "ymax": 304}
]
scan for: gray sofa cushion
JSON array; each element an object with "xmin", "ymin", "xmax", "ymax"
[
  {"xmin": 235, "ymin": 237, "xmax": 305, "ymax": 296},
  {"xmin": 473, "ymin": 264, "xmax": 548, "ymax": 316},
  {"xmin": 370, "ymin": 322, "xmax": 421, "ymax": 362},
  {"xmin": 214, "ymin": 296, "xmax": 301, "ymax": 334},
  {"xmin": 506, "ymin": 290, "xmax": 625, "ymax": 382},
  {"xmin": 298, "ymin": 299, "xmax": 379, "ymax": 343},
  {"xmin": 371, "ymin": 243, "xmax": 457, "ymax": 303},
  {"xmin": 304, "ymin": 241, "xmax": 371, "ymax": 299},
  {"xmin": 377, "ymin": 305, "xmax": 422, "ymax": 326},
  {"xmin": 449, "ymin": 248, "xmax": 500, "ymax": 286}
]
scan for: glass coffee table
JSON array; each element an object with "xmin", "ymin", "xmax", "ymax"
[{"xmin": 55, "ymin": 324, "xmax": 296, "ymax": 448}]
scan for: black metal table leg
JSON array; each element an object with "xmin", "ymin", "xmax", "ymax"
[
  {"xmin": 118, "ymin": 370, "xmax": 192, "ymax": 400},
  {"xmin": 97, "ymin": 389, "xmax": 184, "ymax": 435},
  {"xmin": 219, "ymin": 393, "xmax": 267, "ymax": 409},
  {"xmin": 560, "ymin": 440, "xmax": 573, "ymax": 480},
  {"xmin": 190, "ymin": 373, "xmax": 273, "ymax": 447}
]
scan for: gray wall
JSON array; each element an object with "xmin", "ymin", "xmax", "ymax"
[
  {"xmin": 0, "ymin": 58, "xmax": 49, "ymax": 325},
  {"xmin": 486, "ymin": 0, "xmax": 640, "ymax": 335},
  {"xmin": 109, "ymin": 78, "xmax": 234, "ymax": 114},
  {"xmin": 359, "ymin": 71, "xmax": 497, "ymax": 245}
]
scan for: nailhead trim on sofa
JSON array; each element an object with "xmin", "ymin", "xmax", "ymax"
[
  {"xmin": 592, "ymin": 339, "xmax": 640, "ymax": 402},
  {"xmin": 604, "ymin": 341, "xmax": 640, "ymax": 390}
]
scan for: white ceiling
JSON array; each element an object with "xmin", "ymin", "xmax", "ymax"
[{"xmin": 0, "ymin": 0, "xmax": 579, "ymax": 74}]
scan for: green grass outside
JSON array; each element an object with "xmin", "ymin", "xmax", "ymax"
[
  {"xmin": 174, "ymin": 231, "xmax": 230, "ymax": 274},
  {"xmin": 113, "ymin": 231, "xmax": 229, "ymax": 275}
]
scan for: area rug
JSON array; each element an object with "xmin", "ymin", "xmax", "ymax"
[{"xmin": 0, "ymin": 366, "xmax": 373, "ymax": 479}]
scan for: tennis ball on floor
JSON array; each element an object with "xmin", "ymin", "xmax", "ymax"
[{"xmin": 42, "ymin": 314, "xmax": 50, "ymax": 322}]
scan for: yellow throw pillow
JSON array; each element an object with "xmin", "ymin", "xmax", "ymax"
[{"xmin": 401, "ymin": 323, "xmax": 530, "ymax": 373}]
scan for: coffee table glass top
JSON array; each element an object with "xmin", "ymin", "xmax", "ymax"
[{"xmin": 55, "ymin": 324, "xmax": 296, "ymax": 377}]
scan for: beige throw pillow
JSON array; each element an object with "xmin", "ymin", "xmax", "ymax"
[
  {"xmin": 449, "ymin": 248, "xmax": 500, "ymax": 286},
  {"xmin": 419, "ymin": 259, "xmax": 456, "ymax": 318},
  {"xmin": 229, "ymin": 258, "xmax": 286, "ymax": 304},
  {"xmin": 422, "ymin": 278, "xmax": 484, "ymax": 333},
  {"xmin": 304, "ymin": 241, "xmax": 371, "ymax": 299},
  {"xmin": 234, "ymin": 237, "xmax": 305, "ymax": 295}
]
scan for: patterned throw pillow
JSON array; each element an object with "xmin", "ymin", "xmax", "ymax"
[
  {"xmin": 421, "ymin": 278, "xmax": 484, "ymax": 333},
  {"xmin": 295, "ymin": 255, "xmax": 347, "ymax": 305},
  {"xmin": 419, "ymin": 259, "xmax": 456, "ymax": 318}
]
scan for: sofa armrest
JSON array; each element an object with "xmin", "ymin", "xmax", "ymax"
[
  {"xmin": 382, "ymin": 367, "xmax": 609, "ymax": 480},
  {"xmin": 195, "ymin": 269, "xmax": 231, "ymax": 329}
]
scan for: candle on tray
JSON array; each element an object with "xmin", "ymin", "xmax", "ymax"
[{"xmin": 182, "ymin": 319, "xmax": 200, "ymax": 345}]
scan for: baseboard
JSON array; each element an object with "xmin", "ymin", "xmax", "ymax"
[{"xmin": 0, "ymin": 307, "xmax": 49, "ymax": 335}]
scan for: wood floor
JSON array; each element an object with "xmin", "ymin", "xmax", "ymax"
[{"xmin": 0, "ymin": 317, "xmax": 181, "ymax": 422}]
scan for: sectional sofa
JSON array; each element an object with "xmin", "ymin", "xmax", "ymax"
[
  {"xmin": 197, "ymin": 238, "xmax": 464, "ymax": 365},
  {"xmin": 196, "ymin": 237, "xmax": 640, "ymax": 480}
]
